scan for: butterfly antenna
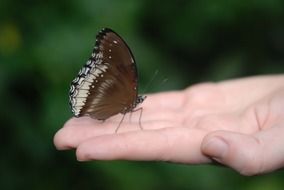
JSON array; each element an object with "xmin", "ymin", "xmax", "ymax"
[
  {"xmin": 141, "ymin": 69, "xmax": 159, "ymax": 94},
  {"xmin": 160, "ymin": 77, "xmax": 169, "ymax": 87},
  {"xmin": 142, "ymin": 70, "xmax": 169, "ymax": 94}
]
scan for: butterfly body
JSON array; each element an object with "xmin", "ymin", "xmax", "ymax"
[{"xmin": 69, "ymin": 28, "xmax": 145, "ymax": 121}]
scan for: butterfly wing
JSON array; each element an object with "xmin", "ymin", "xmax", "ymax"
[{"xmin": 69, "ymin": 28, "xmax": 139, "ymax": 120}]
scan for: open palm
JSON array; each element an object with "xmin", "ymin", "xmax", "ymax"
[{"xmin": 54, "ymin": 75, "xmax": 284, "ymax": 176}]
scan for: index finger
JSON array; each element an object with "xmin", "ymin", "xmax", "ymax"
[{"xmin": 75, "ymin": 127, "xmax": 211, "ymax": 164}]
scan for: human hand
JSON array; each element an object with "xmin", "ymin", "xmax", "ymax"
[{"xmin": 54, "ymin": 75, "xmax": 284, "ymax": 176}]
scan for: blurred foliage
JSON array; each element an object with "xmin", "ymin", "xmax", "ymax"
[{"xmin": 0, "ymin": 0, "xmax": 284, "ymax": 189}]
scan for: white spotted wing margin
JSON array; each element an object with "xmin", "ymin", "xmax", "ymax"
[{"xmin": 69, "ymin": 28, "xmax": 146, "ymax": 122}]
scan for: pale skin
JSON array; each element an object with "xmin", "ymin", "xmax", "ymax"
[{"xmin": 54, "ymin": 75, "xmax": 284, "ymax": 176}]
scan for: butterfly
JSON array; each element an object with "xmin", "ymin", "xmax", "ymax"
[{"xmin": 69, "ymin": 28, "xmax": 146, "ymax": 132}]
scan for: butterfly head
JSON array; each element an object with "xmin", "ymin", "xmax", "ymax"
[{"xmin": 135, "ymin": 95, "xmax": 146, "ymax": 107}]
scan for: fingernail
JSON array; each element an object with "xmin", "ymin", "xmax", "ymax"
[
  {"xmin": 76, "ymin": 153, "xmax": 87, "ymax": 162},
  {"xmin": 203, "ymin": 137, "xmax": 228, "ymax": 160}
]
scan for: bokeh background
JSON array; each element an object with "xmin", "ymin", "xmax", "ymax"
[{"xmin": 1, "ymin": 0, "xmax": 284, "ymax": 189}]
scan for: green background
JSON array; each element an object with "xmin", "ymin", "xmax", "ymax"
[{"xmin": 1, "ymin": 0, "xmax": 284, "ymax": 189}]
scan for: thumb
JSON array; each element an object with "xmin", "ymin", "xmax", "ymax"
[{"xmin": 201, "ymin": 127, "xmax": 284, "ymax": 176}]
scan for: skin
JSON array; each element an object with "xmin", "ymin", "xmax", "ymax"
[{"xmin": 54, "ymin": 75, "xmax": 284, "ymax": 176}]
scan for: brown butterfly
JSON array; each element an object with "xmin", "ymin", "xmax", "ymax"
[{"xmin": 69, "ymin": 28, "xmax": 146, "ymax": 132}]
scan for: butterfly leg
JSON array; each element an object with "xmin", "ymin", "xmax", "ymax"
[
  {"xmin": 129, "ymin": 110, "xmax": 133, "ymax": 123},
  {"xmin": 115, "ymin": 113, "xmax": 127, "ymax": 133},
  {"xmin": 131, "ymin": 107, "xmax": 144, "ymax": 130}
]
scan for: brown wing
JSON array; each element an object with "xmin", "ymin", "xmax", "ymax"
[{"xmin": 69, "ymin": 28, "xmax": 139, "ymax": 120}]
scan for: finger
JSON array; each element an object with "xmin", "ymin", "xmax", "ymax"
[
  {"xmin": 201, "ymin": 125, "xmax": 284, "ymax": 176},
  {"xmin": 54, "ymin": 117, "xmax": 176, "ymax": 150},
  {"xmin": 54, "ymin": 117, "xmax": 99, "ymax": 150},
  {"xmin": 76, "ymin": 127, "xmax": 211, "ymax": 163},
  {"xmin": 54, "ymin": 91, "xmax": 185, "ymax": 150}
]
